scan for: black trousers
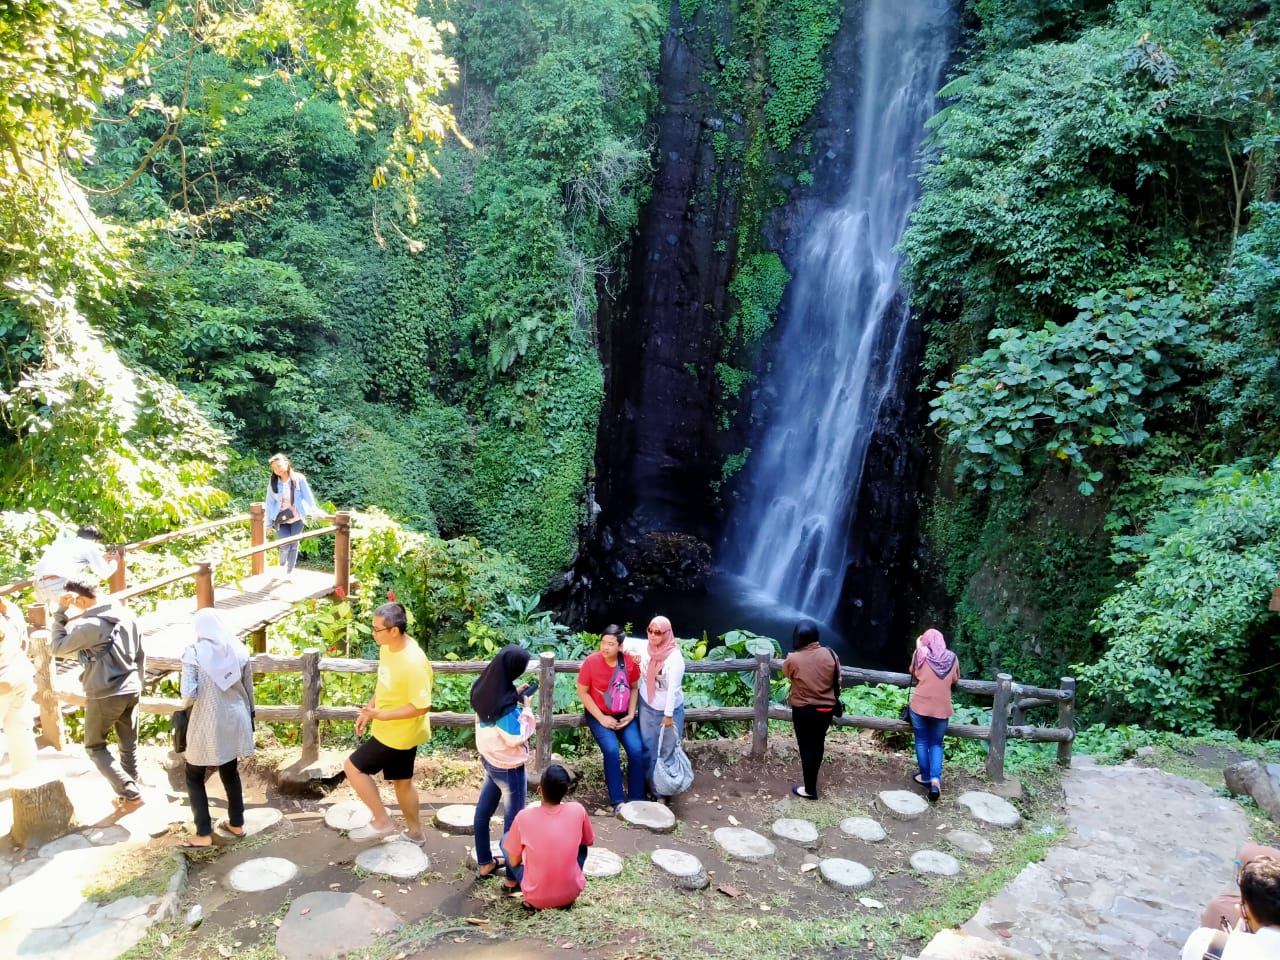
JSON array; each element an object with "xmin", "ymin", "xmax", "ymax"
[
  {"xmin": 185, "ymin": 759, "xmax": 244, "ymax": 837},
  {"xmin": 791, "ymin": 705, "xmax": 834, "ymax": 798}
]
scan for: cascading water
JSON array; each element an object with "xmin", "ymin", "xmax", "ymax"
[{"xmin": 724, "ymin": 0, "xmax": 956, "ymax": 626}]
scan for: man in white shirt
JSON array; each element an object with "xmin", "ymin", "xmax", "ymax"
[
  {"xmin": 32, "ymin": 526, "xmax": 120, "ymax": 604},
  {"xmin": 1182, "ymin": 857, "xmax": 1280, "ymax": 959}
]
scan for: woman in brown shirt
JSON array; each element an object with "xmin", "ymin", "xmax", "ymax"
[
  {"xmin": 908, "ymin": 628, "xmax": 959, "ymax": 802},
  {"xmin": 782, "ymin": 620, "xmax": 841, "ymax": 800}
]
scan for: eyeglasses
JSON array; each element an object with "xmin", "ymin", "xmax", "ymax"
[{"xmin": 372, "ymin": 626, "xmax": 391, "ymax": 635}]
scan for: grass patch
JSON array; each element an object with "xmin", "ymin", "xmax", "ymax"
[{"xmin": 82, "ymin": 845, "xmax": 176, "ymax": 904}]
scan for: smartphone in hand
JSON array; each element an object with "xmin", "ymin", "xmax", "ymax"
[{"xmin": 519, "ymin": 680, "xmax": 539, "ymax": 700}]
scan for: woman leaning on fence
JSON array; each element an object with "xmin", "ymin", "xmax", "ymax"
[{"xmin": 907, "ymin": 628, "xmax": 959, "ymax": 803}]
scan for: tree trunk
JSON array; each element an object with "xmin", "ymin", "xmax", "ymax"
[{"xmin": 11, "ymin": 774, "xmax": 78, "ymax": 847}]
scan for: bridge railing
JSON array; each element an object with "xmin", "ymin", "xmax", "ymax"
[{"xmin": 42, "ymin": 649, "xmax": 1075, "ymax": 783}]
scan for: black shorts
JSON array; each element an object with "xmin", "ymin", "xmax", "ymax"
[{"xmin": 349, "ymin": 737, "xmax": 417, "ymax": 781}]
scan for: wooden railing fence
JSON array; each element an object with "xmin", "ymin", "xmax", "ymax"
[{"xmin": 36, "ymin": 648, "xmax": 1074, "ymax": 782}]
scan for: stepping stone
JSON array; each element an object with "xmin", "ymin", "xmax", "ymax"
[
  {"xmin": 433, "ymin": 804, "xmax": 497, "ymax": 834},
  {"xmin": 957, "ymin": 791, "xmax": 1021, "ymax": 829},
  {"xmin": 324, "ymin": 800, "xmax": 371, "ymax": 832},
  {"xmin": 276, "ymin": 891, "xmax": 400, "ymax": 960},
  {"xmin": 236, "ymin": 807, "xmax": 284, "ymax": 836},
  {"xmin": 947, "ymin": 830, "xmax": 994, "ymax": 857},
  {"xmin": 651, "ymin": 848, "xmax": 709, "ymax": 889},
  {"xmin": 877, "ymin": 789, "xmax": 929, "ymax": 820},
  {"xmin": 713, "ymin": 826, "xmax": 776, "ymax": 862},
  {"xmin": 911, "ymin": 849, "xmax": 961, "ymax": 876},
  {"xmin": 772, "ymin": 817, "xmax": 820, "ymax": 849},
  {"xmin": 840, "ymin": 817, "xmax": 887, "ymax": 842},
  {"xmin": 355, "ymin": 840, "xmax": 429, "ymax": 879},
  {"xmin": 227, "ymin": 856, "xmax": 299, "ymax": 892},
  {"xmin": 618, "ymin": 801, "xmax": 676, "ymax": 834},
  {"xmin": 583, "ymin": 847, "xmax": 624, "ymax": 879},
  {"xmin": 819, "ymin": 858, "xmax": 874, "ymax": 891}
]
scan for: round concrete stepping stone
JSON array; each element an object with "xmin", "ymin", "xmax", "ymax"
[
  {"xmin": 839, "ymin": 816, "xmax": 887, "ymax": 842},
  {"xmin": 433, "ymin": 804, "xmax": 495, "ymax": 834},
  {"xmin": 819, "ymin": 858, "xmax": 874, "ymax": 891},
  {"xmin": 237, "ymin": 807, "xmax": 284, "ymax": 836},
  {"xmin": 276, "ymin": 891, "xmax": 400, "ymax": 960},
  {"xmin": 355, "ymin": 840, "xmax": 429, "ymax": 879},
  {"xmin": 771, "ymin": 817, "xmax": 820, "ymax": 849},
  {"xmin": 910, "ymin": 849, "xmax": 961, "ymax": 876},
  {"xmin": 957, "ymin": 791, "xmax": 1021, "ymax": 828},
  {"xmin": 618, "ymin": 800, "xmax": 676, "ymax": 834},
  {"xmin": 227, "ymin": 857, "xmax": 299, "ymax": 892},
  {"xmin": 713, "ymin": 826, "xmax": 776, "ymax": 862},
  {"xmin": 583, "ymin": 847, "xmax": 624, "ymax": 879},
  {"xmin": 651, "ymin": 848, "xmax": 709, "ymax": 890},
  {"xmin": 82, "ymin": 824, "xmax": 131, "ymax": 846},
  {"xmin": 947, "ymin": 829, "xmax": 994, "ymax": 857},
  {"xmin": 877, "ymin": 789, "xmax": 929, "ymax": 820},
  {"xmin": 324, "ymin": 800, "xmax": 371, "ymax": 832}
]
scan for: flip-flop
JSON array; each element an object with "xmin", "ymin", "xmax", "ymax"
[
  {"xmin": 475, "ymin": 857, "xmax": 505, "ymax": 880},
  {"xmin": 215, "ymin": 819, "xmax": 246, "ymax": 838},
  {"xmin": 178, "ymin": 839, "xmax": 214, "ymax": 850}
]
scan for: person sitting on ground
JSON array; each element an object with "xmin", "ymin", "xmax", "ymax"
[
  {"xmin": 49, "ymin": 579, "xmax": 146, "ymax": 811},
  {"xmin": 0, "ymin": 595, "xmax": 36, "ymax": 776},
  {"xmin": 32, "ymin": 525, "xmax": 120, "ymax": 605},
  {"xmin": 502, "ymin": 763, "xmax": 595, "ymax": 907},
  {"xmin": 179, "ymin": 609, "xmax": 254, "ymax": 849},
  {"xmin": 576, "ymin": 624, "xmax": 643, "ymax": 813},
  {"xmin": 470, "ymin": 645, "xmax": 535, "ymax": 881},
  {"xmin": 1202, "ymin": 843, "xmax": 1280, "ymax": 933},
  {"xmin": 1182, "ymin": 856, "xmax": 1280, "ymax": 959},
  {"xmin": 342, "ymin": 602, "xmax": 432, "ymax": 843}
]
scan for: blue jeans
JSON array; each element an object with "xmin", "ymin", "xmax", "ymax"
[
  {"xmin": 638, "ymin": 699, "xmax": 684, "ymax": 799},
  {"xmin": 475, "ymin": 757, "xmax": 526, "ymax": 866},
  {"xmin": 909, "ymin": 708, "xmax": 949, "ymax": 784},
  {"xmin": 276, "ymin": 519, "xmax": 304, "ymax": 572},
  {"xmin": 502, "ymin": 836, "xmax": 587, "ymax": 892},
  {"xmin": 584, "ymin": 712, "xmax": 645, "ymax": 806}
]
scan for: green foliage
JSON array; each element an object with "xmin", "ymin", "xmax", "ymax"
[
  {"xmin": 725, "ymin": 252, "xmax": 790, "ymax": 348},
  {"xmin": 930, "ymin": 290, "xmax": 1194, "ymax": 494},
  {"xmin": 1079, "ymin": 456, "xmax": 1280, "ymax": 733},
  {"xmin": 762, "ymin": 0, "xmax": 843, "ymax": 151}
]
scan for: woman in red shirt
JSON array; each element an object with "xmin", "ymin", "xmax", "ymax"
[
  {"xmin": 907, "ymin": 628, "xmax": 960, "ymax": 802},
  {"xmin": 576, "ymin": 625, "xmax": 642, "ymax": 812}
]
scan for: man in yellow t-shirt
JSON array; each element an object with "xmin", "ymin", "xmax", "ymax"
[{"xmin": 342, "ymin": 602, "xmax": 433, "ymax": 843}]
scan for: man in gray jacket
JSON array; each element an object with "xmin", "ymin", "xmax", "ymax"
[{"xmin": 51, "ymin": 580, "xmax": 146, "ymax": 810}]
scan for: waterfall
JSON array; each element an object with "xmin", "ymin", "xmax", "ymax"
[{"xmin": 724, "ymin": 0, "xmax": 956, "ymax": 624}]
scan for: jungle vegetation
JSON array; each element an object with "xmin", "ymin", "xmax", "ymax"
[{"xmin": 2, "ymin": 0, "xmax": 1280, "ymax": 739}]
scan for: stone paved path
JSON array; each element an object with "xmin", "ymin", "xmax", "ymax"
[{"xmin": 912, "ymin": 756, "xmax": 1252, "ymax": 960}]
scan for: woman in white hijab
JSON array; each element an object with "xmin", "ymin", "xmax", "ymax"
[{"xmin": 179, "ymin": 609, "xmax": 255, "ymax": 848}]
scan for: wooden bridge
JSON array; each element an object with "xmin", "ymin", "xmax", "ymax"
[{"xmin": 0, "ymin": 506, "xmax": 353, "ymax": 750}]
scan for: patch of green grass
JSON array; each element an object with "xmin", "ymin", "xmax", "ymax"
[{"xmin": 82, "ymin": 846, "xmax": 176, "ymax": 904}]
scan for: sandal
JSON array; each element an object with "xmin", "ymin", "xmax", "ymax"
[
  {"xmin": 500, "ymin": 879, "xmax": 521, "ymax": 896},
  {"xmin": 179, "ymin": 838, "xmax": 214, "ymax": 850},
  {"xmin": 215, "ymin": 819, "xmax": 246, "ymax": 838},
  {"xmin": 790, "ymin": 785, "xmax": 815, "ymax": 800},
  {"xmin": 475, "ymin": 857, "xmax": 505, "ymax": 881}
]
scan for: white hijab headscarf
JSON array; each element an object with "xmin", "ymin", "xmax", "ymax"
[{"xmin": 191, "ymin": 608, "xmax": 250, "ymax": 691}]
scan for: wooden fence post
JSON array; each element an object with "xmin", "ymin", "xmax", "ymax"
[
  {"xmin": 109, "ymin": 547, "xmax": 126, "ymax": 595},
  {"xmin": 29, "ymin": 628, "xmax": 63, "ymax": 751},
  {"xmin": 333, "ymin": 511, "xmax": 351, "ymax": 595},
  {"xmin": 300, "ymin": 648, "xmax": 322, "ymax": 764},
  {"xmin": 986, "ymin": 672, "xmax": 1013, "ymax": 782},
  {"xmin": 194, "ymin": 561, "xmax": 215, "ymax": 609},
  {"xmin": 535, "ymin": 651, "xmax": 555, "ymax": 774},
  {"xmin": 249, "ymin": 503, "xmax": 266, "ymax": 577},
  {"xmin": 248, "ymin": 627, "xmax": 267, "ymax": 656},
  {"xmin": 1057, "ymin": 677, "xmax": 1076, "ymax": 767},
  {"xmin": 750, "ymin": 650, "xmax": 771, "ymax": 760}
]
